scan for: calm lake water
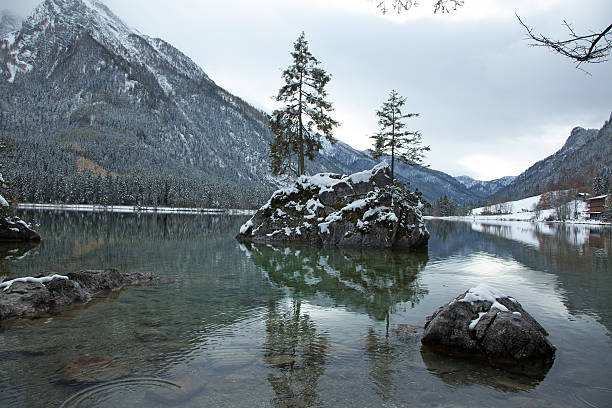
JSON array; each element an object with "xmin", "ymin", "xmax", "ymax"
[{"xmin": 1, "ymin": 212, "xmax": 611, "ymax": 408}]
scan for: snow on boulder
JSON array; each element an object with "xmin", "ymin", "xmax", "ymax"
[
  {"xmin": 421, "ymin": 284, "xmax": 555, "ymax": 378},
  {"xmin": 0, "ymin": 269, "xmax": 156, "ymax": 320},
  {"xmin": 0, "ymin": 216, "xmax": 41, "ymax": 242},
  {"xmin": 236, "ymin": 163, "xmax": 429, "ymax": 250}
]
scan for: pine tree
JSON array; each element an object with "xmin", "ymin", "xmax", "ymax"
[
  {"xmin": 592, "ymin": 170, "xmax": 610, "ymax": 195},
  {"xmin": 604, "ymin": 187, "xmax": 612, "ymax": 222},
  {"xmin": 370, "ymin": 90, "xmax": 429, "ymax": 182},
  {"xmin": 270, "ymin": 32, "xmax": 339, "ymax": 176}
]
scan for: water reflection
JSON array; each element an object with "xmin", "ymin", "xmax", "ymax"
[
  {"xmin": 420, "ymin": 346, "xmax": 542, "ymax": 392},
  {"xmin": 1, "ymin": 212, "xmax": 611, "ymax": 408},
  {"xmin": 240, "ymin": 242, "xmax": 429, "ymax": 322},
  {"xmin": 0, "ymin": 242, "xmax": 39, "ymax": 281},
  {"xmin": 365, "ymin": 328, "xmax": 397, "ymax": 400},
  {"xmin": 263, "ymin": 299, "xmax": 329, "ymax": 407},
  {"xmin": 428, "ymin": 220, "xmax": 612, "ymax": 334},
  {"xmin": 1, "ymin": 211, "xmax": 280, "ymax": 408}
]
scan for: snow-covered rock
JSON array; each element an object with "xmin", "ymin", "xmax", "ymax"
[
  {"xmin": 237, "ymin": 163, "xmax": 429, "ymax": 250},
  {"xmin": 0, "ymin": 216, "xmax": 41, "ymax": 242},
  {"xmin": 0, "ymin": 269, "xmax": 156, "ymax": 320},
  {"xmin": 421, "ymin": 284, "xmax": 555, "ymax": 377}
]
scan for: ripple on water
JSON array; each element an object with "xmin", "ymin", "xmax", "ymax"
[{"xmin": 60, "ymin": 377, "xmax": 181, "ymax": 408}]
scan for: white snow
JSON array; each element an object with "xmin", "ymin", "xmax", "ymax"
[
  {"xmin": 468, "ymin": 312, "xmax": 487, "ymax": 330},
  {"xmin": 239, "ymin": 219, "xmax": 254, "ymax": 235},
  {"xmin": 18, "ymin": 203, "xmax": 253, "ymax": 215},
  {"xmin": 295, "ymin": 162, "xmax": 390, "ymax": 195},
  {"xmin": 459, "ymin": 283, "xmax": 507, "ymax": 304},
  {"xmin": 1, "ymin": 274, "xmax": 69, "ymax": 291},
  {"xmin": 460, "ymin": 284, "xmax": 518, "ymax": 330},
  {"xmin": 6, "ymin": 61, "xmax": 17, "ymax": 83},
  {"xmin": 588, "ymin": 194, "xmax": 608, "ymax": 201},
  {"xmin": 363, "ymin": 206, "xmax": 393, "ymax": 220},
  {"xmin": 342, "ymin": 198, "xmax": 368, "ymax": 212},
  {"xmin": 0, "ymin": 194, "xmax": 9, "ymax": 208},
  {"xmin": 468, "ymin": 192, "xmax": 590, "ymax": 222},
  {"xmin": 491, "ymin": 301, "xmax": 509, "ymax": 312}
]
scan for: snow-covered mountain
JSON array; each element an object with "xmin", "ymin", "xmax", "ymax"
[
  {"xmin": 1, "ymin": 0, "xmax": 277, "ymax": 193},
  {"xmin": 455, "ymin": 175, "xmax": 516, "ymax": 199},
  {"xmin": 494, "ymin": 116, "xmax": 612, "ymax": 201},
  {"xmin": 0, "ymin": 0, "xmax": 481, "ymax": 206},
  {"xmin": 0, "ymin": 10, "xmax": 21, "ymax": 37}
]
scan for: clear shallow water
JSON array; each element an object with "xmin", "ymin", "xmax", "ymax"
[{"xmin": 0, "ymin": 213, "xmax": 611, "ymax": 408}]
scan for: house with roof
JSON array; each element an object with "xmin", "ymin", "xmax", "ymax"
[{"xmin": 586, "ymin": 194, "xmax": 609, "ymax": 220}]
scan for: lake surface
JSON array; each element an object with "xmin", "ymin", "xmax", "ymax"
[{"xmin": 1, "ymin": 212, "xmax": 611, "ymax": 408}]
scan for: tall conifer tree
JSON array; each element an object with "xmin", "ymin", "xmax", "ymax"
[
  {"xmin": 270, "ymin": 32, "xmax": 339, "ymax": 176},
  {"xmin": 370, "ymin": 90, "xmax": 429, "ymax": 181}
]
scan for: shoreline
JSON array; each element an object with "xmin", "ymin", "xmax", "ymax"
[
  {"xmin": 425, "ymin": 215, "xmax": 611, "ymax": 226},
  {"xmin": 17, "ymin": 203, "xmax": 256, "ymax": 216}
]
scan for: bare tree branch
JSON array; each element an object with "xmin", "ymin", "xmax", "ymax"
[
  {"xmin": 374, "ymin": 0, "xmax": 463, "ymax": 15},
  {"xmin": 517, "ymin": 13, "xmax": 612, "ymax": 66}
]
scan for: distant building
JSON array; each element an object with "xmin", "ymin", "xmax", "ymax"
[{"xmin": 586, "ymin": 194, "xmax": 609, "ymax": 220}]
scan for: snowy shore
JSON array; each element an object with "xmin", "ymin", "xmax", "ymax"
[
  {"xmin": 17, "ymin": 203, "xmax": 255, "ymax": 216},
  {"xmin": 428, "ymin": 193, "xmax": 610, "ymax": 225}
]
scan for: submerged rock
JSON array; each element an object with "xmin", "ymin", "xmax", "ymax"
[
  {"xmin": 0, "ymin": 269, "xmax": 156, "ymax": 320},
  {"xmin": 421, "ymin": 284, "xmax": 555, "ymax": 377},
  {"xmin": 59, "ymin": 355, "xmax": 131, "ymax": 384},
  {"xmin": 237, "ymin": 163, "xmax": 429, "ymax": 250},
  {"xmin": 0, "ymin": 216, "xmax": 41, "ymax": 242}
]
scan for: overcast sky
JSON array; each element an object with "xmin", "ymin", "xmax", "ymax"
[{"xmin": 3, "ymin": 0, "xmax": 612, "ymax": 180}]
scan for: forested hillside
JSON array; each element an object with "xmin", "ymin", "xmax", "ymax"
[
  {"xmin": 0, "ymin": 0, "xmax": 499, "ymax": 208},
  {"xmin": 493, "ymin": 116, "xmax": 612, "ymax": 201}
]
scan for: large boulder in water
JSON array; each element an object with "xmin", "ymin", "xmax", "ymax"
[
  {"xmin": 421, "ymin": 284, "xmax": 555, "ymax": 377},
  {"xmin": 0, "ymin": 269, "xmax": 156, "ymax": 320},
  {"xmin": 236, "ymin": 163, "xmax": 429, "ymax": 250},
  {"xmin": 0, "ymin": 216, "xmax": 40, "ymax": 242}
]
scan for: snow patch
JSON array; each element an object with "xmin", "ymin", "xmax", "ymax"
[
  {"xmin": 468, "ymin": 312, "xmax": 487, "ymax": 330},
  {"xmin": 459, "ymin": 283, "xmax": 507, "ymax": 304},
  {"xmin": 1, "ymin": 274, "xmax": 69, "ymax": 291}
]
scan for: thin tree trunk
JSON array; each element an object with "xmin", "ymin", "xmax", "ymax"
[
  {"xmin": 391, "ymin": 108, "xmax": 395, "ymax": 183},
  {"xmin": 298, "ymin": 72, "xmax": 305, "ymax": 176}
]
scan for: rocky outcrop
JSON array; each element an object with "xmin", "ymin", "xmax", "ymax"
[
  {"xmin": 0, "ymin": 269, "xmax": 155, "ymax": 320},
  {"xmin": 237, "ymin": 163, "xmax": 429, "ymax": 250},
  {"xmin": 421, "ymin": 284, "xmax": 555, "ymax": 377},
  {"xmin": 0, "ymin": 216, "xmax": 41, "ymax": 242}
]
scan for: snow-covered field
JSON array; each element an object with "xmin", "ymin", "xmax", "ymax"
[
  {"xmin": 465, "ymin": 193, "xmax": 607, "ymax": 224},
  {"xmin": 17, "ymin": 203, "xmax": 255, "ymax": 215}
]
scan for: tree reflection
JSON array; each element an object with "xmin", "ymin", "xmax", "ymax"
[
  {"xmin": 240, "ymin": 243, "xmax": 428, "ymax": 323},
  {"xmin": 263, "ymin": 299, "xmax": 329, "ymax": 408},
  {"xmin": 0, "ymin": 242, "xmax": 39, "ymax": 281},
  {"xmin": 365, "ymin": 328, "xmax": 396, "ymax": 400}
]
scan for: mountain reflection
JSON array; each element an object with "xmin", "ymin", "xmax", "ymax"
[
  {"xmin": 427, "ymin": 219, "xmax": 612, "ymax": 334},
  {"xmin": 239, "ymin": 242, "xmax": 429, "ymax": 322}
]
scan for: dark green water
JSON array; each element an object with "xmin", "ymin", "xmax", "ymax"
[{"xmin": 1, "ymin": 212, "xmax": 611, "ymax": 407}]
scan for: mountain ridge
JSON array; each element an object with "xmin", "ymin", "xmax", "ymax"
[
  {"xmin": 455, "ymin": 175, "xmax": 516, "ymax": 200},
  {"xmin": 493, "ymin": 115, "xmax": 612, "ymax": 201},
  {"xmin": 0, "ymin": 0, "xmax": 509, "ymax": 207}
]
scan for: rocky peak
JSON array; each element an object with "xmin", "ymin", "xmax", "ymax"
[
  {"xmin": 560, "ymin": 126, "xmax": 598, "ymax": 154},
  {"xmin": 0, "ymin": 9, "xmax": 21, "ymax": 36},
  {"xmin": 2, "ymin": 0, "xmax": 211, "ymax": 85}
]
